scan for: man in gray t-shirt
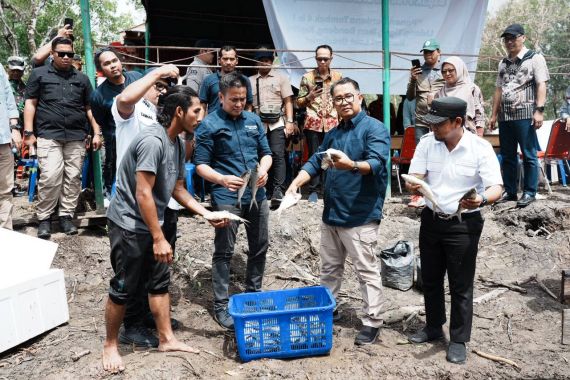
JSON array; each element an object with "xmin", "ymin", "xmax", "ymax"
[
  {"xmin": 102, "ymin": 86, "xmax": 227, "ymax": 374},
  {"xmin": 108, "ymin": 125, "xmax": 184, "ymax": 232}
]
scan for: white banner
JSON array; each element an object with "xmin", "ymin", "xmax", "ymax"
[{"xmin": 263, "ymin": 0, "xmax": 488, "ymax": 94}]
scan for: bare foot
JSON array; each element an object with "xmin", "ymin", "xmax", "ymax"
[
  {"xmin": 158, "ymin": 338, "xmax": 200, "ymax": 354},
  {"xmin": 102, "ymin": 344, "xmax": 125, "ymax": 373}
]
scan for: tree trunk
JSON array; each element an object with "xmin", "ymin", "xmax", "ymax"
[{"xmin": 0, "ymin": 1, "xmax": 19, "ymax": 55}]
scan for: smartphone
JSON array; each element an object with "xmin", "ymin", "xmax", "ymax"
[
  {"xmin": 315, "ymin": 80, "xmax": 323, "ymax": 90},
  {"xmin": 411, "ymin": 59, "xmax": 421, "ymax": 69},
  {"xmin": 64, "ymin": 17, "xmax": 74, "ymax": 29}
]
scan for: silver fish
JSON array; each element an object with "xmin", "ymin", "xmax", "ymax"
[
  {"xmin": 249, "ymin": 164, "xmax": 260, "ymax": 211},
  {"xmin": 204, "ymin": 211, "xmax": 249, "ymax": 224},
  {"xmin": 401, "ymin": 174, "xmax": 442, "ymax": 213},
  {"xmin": 236, "ymin": 170, "xmax": 251, "ymax": 208},
  {"xmin": 451, "ymin": 188, "xmax": 478, "ymax": 222},
  {"xmin": 275, "ymin": 192, "xmax": 302, "ymax": 219},
  {"xmin": 317, "ymin": 148, "xmax": 345, "ymax": 170}
]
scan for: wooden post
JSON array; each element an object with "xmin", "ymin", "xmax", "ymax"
[
  {"xmin": 561, "ymin": 270, "xmax": 570, "ymax": 304},
  {"xmin": 563, "ymin": 309, "xmax": 570, "ymax": 345}
]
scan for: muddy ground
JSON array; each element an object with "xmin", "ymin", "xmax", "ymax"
[{"xmin": 1, "ymin": 186, "xmax": 570, "ymax": 380}]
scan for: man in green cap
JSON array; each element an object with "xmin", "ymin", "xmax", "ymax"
[{"xmin": 405, "ymin": 38, "xmax": 445, "ymax": 208}]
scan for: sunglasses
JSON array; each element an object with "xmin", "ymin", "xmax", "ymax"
[
  {"xmin": 441, "ymin": 69, "xmax": 456, "ymax": 75},
  {"xmin": 55, "ymin": 51, "xmax": 75, "ymax": 58},
  {"xmin": 316, "ymin": 57, "xmax": 330, "ymax": 62}
]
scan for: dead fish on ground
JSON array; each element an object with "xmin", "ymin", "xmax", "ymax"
[
  {"xmin": 275, "ymin": 192, "xmax": 302, "ymax": 219},
  {"xmin": 236, "ymin": 170, "xmax": 251, "ymax": 208},
  {"xmin": 401, "ymin": 174, "xmax": 442, "ymax": 213},
  {"xmin": 249, "ymin": 163, "xmax": 260, "ymax": 211},
  {"xmin": 203, "ymin": 211, "xmax": 249, "ymax": 224},
  {"xmin": 451, "ymin": 188, "xmax": 477, "ymax": 222},
  {"xmin": 316, "ymin": 148, "xmax": 346, "ymax": 170}
]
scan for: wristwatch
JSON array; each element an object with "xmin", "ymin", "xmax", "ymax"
[
  {"xmin": 535, "ymin": 106, "xmax": 545, "ymax": 113},
  {"xmin": 479, "ymin": 194, "xmax": 488, "ymax": 207},
  {"xmin": 351, "ymin": 161, "xmax": 359, "ymax": 173},
  {"xmin": 286, "ymin": 119, "xmax": 294, "ymax": 123},
  {"xmin": 24, "ymin": 130, "xmax": 34, "ymax": 137},
  {"xmin": 10, "ymin": 123, "xmax": 21, "ymax": 131}
]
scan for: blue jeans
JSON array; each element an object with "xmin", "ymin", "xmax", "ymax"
[{"xmin": 498, "ymin": 119, "xmax": 539, "ymax": 196}]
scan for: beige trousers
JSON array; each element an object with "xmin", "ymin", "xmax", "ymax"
[
  {"xmin": 320, "ymin": 221, "xmax": 386, "ymax": 328},
  {"xmin": 0, "ymin": 143, "xmax": 14, "ymax": 229},
  {"xmin": 36, "ymin": 137, "xmax": 85, "ymax": 220}
]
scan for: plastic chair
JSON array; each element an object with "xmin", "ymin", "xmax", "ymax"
[
  {"xmin": 544, "ymin": 119, "xmax": 570, "ymax": 183},
  {"xmin": 392, "ymin": 127, "xmax": 416, "ymax": 193},
  {"xmin": 185, "ymin": 162, "xmax": 196, "ymax": 196}
]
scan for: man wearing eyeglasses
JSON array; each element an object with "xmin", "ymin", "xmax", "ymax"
[
  {"xmin": 287, "ymin": 77, "xmax": 390, "ymax": 346},
  {"xmin": 91, "ymin": 48, "xmax": 143, "ymax": 199},
  {"xmin": 489, "ymin": 23, "xmax": 549, "ymax": 208},
  {"xmin": 23, "ymin": 37, "xmax": 102, "ymax": 239},
  {"xmin": 297, "ymin": 44, "xmax": 343, "ymax": 203}
]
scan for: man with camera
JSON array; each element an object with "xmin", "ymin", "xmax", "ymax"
[
  {"xmin": 249, "ymin": 48, "xmax": 295, "ymax": 206},
  {"xmin": 296, "ymin": 44, "xmax": 342, "ymax": 203}
]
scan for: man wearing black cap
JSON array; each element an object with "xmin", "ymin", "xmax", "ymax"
[
  {"xmin": 489, "ymin": 23, "xmax": 549, "ymax": 208},
  {"xmin": 405, "ymin": 97, "xmax": 503, "ymax": 364},
  {"xmin": 249, "ymin": 48, "xmax": 295, "ymax": 206},
  {"xmin": 182, "ymin": 39, "xmax": 216, "ymax": 92}
]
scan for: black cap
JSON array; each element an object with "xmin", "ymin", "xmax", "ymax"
[
  {"xmin": 501, "ymin": 23, "xmax": 525, "ymax": 37},
  {"xmin": 424, "ymin": 97, "xmax": 467, "ymax": 125},
  {"xmin": 254, "ymin": 48, "xmax": 274, "ymax": 61}
]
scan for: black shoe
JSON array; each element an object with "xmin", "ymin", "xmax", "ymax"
[
  {"xmin": 333, "ymin": 309, "xmax": 341, "ymax": 322},
  {"xmin": 214, "ymin": 308, "xmax": 234, "ymax": 330},
  {"xmin": 354, "ymin": 326, "xmax": 380, "ymax": 345},
  {"xmin": 270, "ymin": 189, "xmax": 283, "ymax": 209},
  {"xmin": 408, "ymin": 326, "xmax": 444, "ymax": 344},
  {"xmin": 516, "ymin": 193, "xmax": 535, "ymax": 208},
  {"xmin": 143, "ymin": 315, "xmax": 180, "ymax": 330},
  {"xmin": 446, "ymin": 341, "xmax": 467, "ymax": 364},
  {"xmin": 119, "ymin": 324, "xmax": 159, "ymax": 348},
  {"xmin": 59, "ymin": 216, "xmax": 78, "ymax": 235},
  {"xmin": 37, "ymin": 219, "xmax": 51, "ymax": 239},
  {"xmin": 497, "ymin": 192, "xmax": 518, "ymax": 203}
]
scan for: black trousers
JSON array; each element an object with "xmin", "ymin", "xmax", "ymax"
[
  {"xmin": 419, "ymin": 208, "xmax": 484, "ymax": 342},
  {"xmin": 212, "ymin": 201, "xmax": 269, "ymax": 312},
  {"xmin": 304, "ymin": 129, "xmax": 324, "ymax": 193},
  {"xmin": 122, "ymin": 207, "xmax": 178, "ymax": 327},
  {"xmin": 102, "ymin": 133, "xmax": 116, "ymax": 196},
  {"xmin": 266, "ymin": 126, "xmax": 286, "ymax": 197}
]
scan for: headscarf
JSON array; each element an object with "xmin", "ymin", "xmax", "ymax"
[{"xmin": 439, "ymin": 56, "xmax": 477, "ymax": 118}]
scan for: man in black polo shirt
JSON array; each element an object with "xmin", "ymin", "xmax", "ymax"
[
  {"xmin": 23, "ymin": 37, "xmax": 102, "ymax": 239},
  {"xmin": 90, "ymin": 48, "xmax": 143, "ymax": 198}
]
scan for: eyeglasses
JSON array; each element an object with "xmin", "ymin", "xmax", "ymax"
[
  {"xmin": 441, "ymin": 69, "xmax": 456, "ymax": 75},
  {"xmin": 55, "ymin": 51, "xmax": 75, "ymax": 58},
  {"xmin": 154, "ymin": 82, "xmax": 168, "ymax": 92},
  {"xmin": 502, "ymin": 34, "xmax": 522, "ymax": 42},
  {"xmin": 316, "ymin": 57, "xmax": 330, "ymax": 62},
  {"xmin": 333, "ymin": 93, "xmax": 356, "ymax": 105}
]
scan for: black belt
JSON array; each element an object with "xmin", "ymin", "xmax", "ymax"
[{"xmin": 425, "ymin": 208, "xmax": 481, "ymax": 222}]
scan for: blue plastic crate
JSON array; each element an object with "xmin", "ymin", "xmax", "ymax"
[{"xmin": 228, "ymin": 286, "xmax": 336, "ymax": 361}]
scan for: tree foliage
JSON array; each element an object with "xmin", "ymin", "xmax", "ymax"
[
  {"xmin": 475, "ymin": 0, "xmax": 570, "ymax": 120},
  {"xmin": 0, "ymin": 0, "xmax": 139, "ymax": 65}
]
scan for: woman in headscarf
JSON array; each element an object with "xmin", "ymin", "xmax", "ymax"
[
  {"xmin": 559, "ymin": 85, "xmax": 570, "ymax": 132},
  {"xmin": 434, "ymin": 56, "xmax": 485, "ymax": 136}
]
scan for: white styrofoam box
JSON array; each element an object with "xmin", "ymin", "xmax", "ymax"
[
  {"xmin": 0, "ymin": 228, "xmax": 58, "ymax": 288},
  {"xmin": 0, "ymin": 268, "xmax": 69, "ymax": 353}
]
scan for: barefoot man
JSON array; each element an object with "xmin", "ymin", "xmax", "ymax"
[{"xmin": 102, "ymin": 86, "xmax": 227, "ymax": 372}]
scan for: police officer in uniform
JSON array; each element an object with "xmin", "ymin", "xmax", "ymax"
[{"xmin": 405, "ymin": 97, "xmax": 503, "ymax": 364}]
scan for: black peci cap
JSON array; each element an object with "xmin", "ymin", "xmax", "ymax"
[
  {"xmin": 424, "ymin": 97, "xmax": 467, "ymax": 125},
  {"xmin": 501, "ymin": 23, "xmax": 525, "ymax": 37}
]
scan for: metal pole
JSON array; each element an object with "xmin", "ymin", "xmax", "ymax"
[
  {"xmin": 382, "ymin": 0, "xmax": 391, "ymax": 197},
  {"xmin": 145, "ymin": 22, "xmax": 150, "ymax": 63},
  {"xmin": 80, "ymin": 0, "xmax": 105, "ymax": 212}
]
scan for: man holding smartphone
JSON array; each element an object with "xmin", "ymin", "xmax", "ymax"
[
  {"xmin": 296, "ymin": 44, "xmax": 342, "ymax": 203},
  {"xmin": 405, "ymin": 38, "xmax": 445, "ymax": 208}
]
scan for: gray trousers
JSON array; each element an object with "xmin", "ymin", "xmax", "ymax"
[{"xmin": 212, "ymin": 200, "xmax": 269, "ymax": 312}]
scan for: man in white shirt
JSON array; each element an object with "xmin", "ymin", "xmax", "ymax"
[
  {"xmin": 110, "ymin": 64, "xmax": 179, "ymax": 348},
  {"xmin": 405, "ymin": 97, "xmax": 503, "ymax": 364}
]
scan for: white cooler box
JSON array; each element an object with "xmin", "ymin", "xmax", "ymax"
[{"xmin": 0, "ymin": 229, "xmax": 69, "ymax": 353}]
